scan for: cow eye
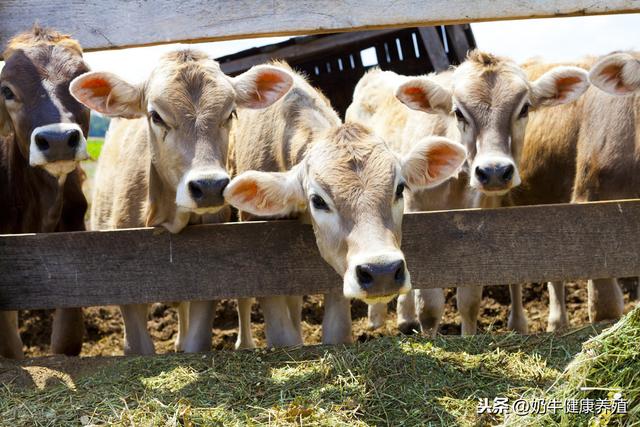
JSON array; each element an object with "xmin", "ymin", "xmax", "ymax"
[
  {"xmin": 395, "ymin": 182, "xmax": 405, "ymax": 200},
  {"xmin": 311, "ymin": 194, "xmax": 329, "ymax": 211},
  {"xmin": 149, "ymin": 110, "xmax": 166, "ymax": 127},
  {"xmin": 1, "ymin": 86, "xmax": 15, "ymax": 101},
  {"xmin": 453, "ymin": 108, "xmax": 467, "ymax": 124},
  {"xmin": 519, "ymin": 103, "xmax": 530, "ymax": 119}
]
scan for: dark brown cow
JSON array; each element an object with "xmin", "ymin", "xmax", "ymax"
[{"xmin": 0, "ymin": 26, "xmax": 91, "ymax": 358}]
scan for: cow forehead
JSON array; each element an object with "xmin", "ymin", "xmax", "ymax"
[
  {"xmin": 146, "ymin": 58, "xmax": 235, "ymax": 117},
  {"xmin": 306, "ymin": 137, "xmax": 398, "ymax": 210},
  {"xmin": 453, "ymin": 61, "xmax": 529, "ymax": 111},
  {"xmin": 1, "ymin": 45, "xmax": 88, "ymax": 86}
]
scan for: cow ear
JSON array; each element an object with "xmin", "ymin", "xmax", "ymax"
[
  {"xmin": 589, "ymin": 53, "xmax": 640, "ymax": 96},
  {"xmin": 395, "ymin": 77, "xmax": 452, "ymax": 114},
  {"xmin": 401, "ymin": 136, "xmax": 467, "ymax": 189},
  {"xmin": 531, "ymin": 66, "xmax": 589, "ymax": 107},
  {"xmin": 0, "ymin": 98, "xmax": 12, "ymax": 136},
  {"xmin": 233, "ymin": 65, "xmax": 294, "ymax": 109},
  {"xmin": 70, "ymin": 71, "xmax": 144, "ymax": 118},
  {"xmin": 224, "ymin": 165, "xmax": 304, "ymax": 217}
]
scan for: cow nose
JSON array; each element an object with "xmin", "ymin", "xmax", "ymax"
[
  {"xmin": 474, "ymin": 163, "xmax": 515, "ymax": 189},
  {"xmin": 188, "ymin": 177, "xmax": 230, "ymax": 208},
  {"xmin": 33, "ymin": 128, "xmax": 82, "ymax": 162},
  {"xmin": 356, "ymin": 259, "xmax": 406, "ymax": 294}
]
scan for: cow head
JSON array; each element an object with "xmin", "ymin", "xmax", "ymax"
[
  {"xmin": 396, "ymin": 50, "xmax": 589, "ymax": 195},
  {"xmin": 0, "ymin": 25, "xmax": 90, "ymax": 178},
  {"xmin": 71, "ymin": 49, "xmax": 293, "ymax": 232},
  {"xmin": 225, "ymin": 122, "xmax": 466, "ymax": 302}
]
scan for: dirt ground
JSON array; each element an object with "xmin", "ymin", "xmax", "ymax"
[{"xmin": 19, "ymin": 279, "xmax": 638, "ymax": 357}]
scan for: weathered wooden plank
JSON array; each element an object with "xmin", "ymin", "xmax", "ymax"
[
  {"xmin": 220, "ymin": 29, "xmax": 398, "ymax": 75},
  {"xmin": 0, "ymin": 1, "xmax": 638, "ymax": 55},
  {"xmin": 418, "ymin": 27, "xmax": 450, "ymax": 71},
  {"xmin": 447, "ymin": 25, "xmax": 472, "ymax": 62},
  {"xmin": 1, "ymin": 200, "xmax": 640, "ymax": 310}
]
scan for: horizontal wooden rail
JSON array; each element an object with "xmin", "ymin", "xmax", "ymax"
[
  {"xmin": 1, "ymin": 200, "xmax": 640, "ymax": 311},
  {"xmin": 0, "ymin": 1, "xmax": 638, "ymax": 55}
]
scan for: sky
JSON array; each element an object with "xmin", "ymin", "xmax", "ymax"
[
  {"xmin": 1, "ymin": 14, "xmax": 638, "ymax": 80},
  {"xmin": 80, "ymin": 14, "xmax": 638, "ymax": 83}
]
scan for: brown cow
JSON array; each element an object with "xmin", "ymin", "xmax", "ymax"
[
  {"xmin": 70, "ymin": 50, "xmax": 293, "ymax": 354},
  {"xmin": 226, "ymin": 65, "xmax": 466, "ymax": 347},
  {"xmin": 0, "ymin": 26, "xmax": 90, "ymax": 358},
  {"xmin": 512, "ymin": 54, "xmax": 635, "ymax": 330},
  {"xmin": 347, "ymin": 51, "xmax": 589, "ymax": 336}
]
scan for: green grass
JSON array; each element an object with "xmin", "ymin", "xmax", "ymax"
[
  {"xmin": 86, "ymin": 137, "xmax": 104, "ymax": 160},
  {"xmin": 1, "ymin": 321, "xmax": 625, "ymax": 427}
]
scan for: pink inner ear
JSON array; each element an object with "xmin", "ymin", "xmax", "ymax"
[
  {"xmin": 230, "ymin": 180, "xmax": 259, "ymax": 204},
  {"xmin": 555, "ymin": 76, "xmax": 582, "ymax": 101},
  {"xmin": 427, "ymin": 144, "xmax": 461, "ymax": 179},
  {"xmin": 600, "ymin": 64, "xmax": 630, "ymax": 93},
  {"xmin": 401, "ymin": 86, "xmax": 431, "ymax": 109},
  {"xmin": 80, "ymin": 77, "xmax": 112, "ymax": 98},
  {"xmin": 253, "ymin": 71, "xmax": 287, "ymax": 103}
]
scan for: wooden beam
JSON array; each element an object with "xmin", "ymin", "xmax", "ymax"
[
  {"xmin": 417, "ymin": 27, "xmax": 450, "ymax": 71},
  {"xmin": 219, "ymin": 29, "xmax": 398, "ymax": 75},
  {"xmin": 447, "ymin": 25, "xmax": 472, "ymax": 62},
  {"xmin": 1, "ymin": 200, "xmax": 640, "ymax": 311},
  {"xmin": 1, "ymin": 1, "xmax": 638, "ymax": 55}
]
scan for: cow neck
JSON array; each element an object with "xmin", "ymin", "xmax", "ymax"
[{"xmin": 0, "ymin": 133, "xmax": 66, "ymax": 233}]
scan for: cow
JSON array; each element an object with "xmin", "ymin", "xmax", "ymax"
[
  {"xmin": 346, "ymin": 50, "xmax": 589, "ymax": 336},
  {"xmin": 70, "ymin": 50, "xmax": 293, "ymax": 355},
  {"xmin": 225, "ymin": 64, "xmax": 467, "ymax": 347},
  {"xmin": 512, "ymin": 53, "xmax": 637, "ymax": 331},
  {"xmin": 0, "ymin": 26, "xmax": 91, "ymax": 359}
]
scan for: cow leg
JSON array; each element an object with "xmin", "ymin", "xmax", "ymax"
[
  {"xmin": 396, "ymin": 292, "xmax": 420, "ymax": 334},
  {"xmin": 507, "ymin": 284, "xmax": 528, "ymax": 334},
  {"xmin": 416, "ymin": 288, "xmax": 445, "ymax": 337},
  {"xmin": 547, "ymin": 281, "xmax": 568, "ymax": 331},
  {"xmin": 457, "ymin": 286, "xmax": 482, "ymax": 336},
  {"xmin": 120, "ymin": 304, "xmax": 155, "ymax": 355},
  {"xmin": 51, "ymin": 308, "xmax": 84, "ymax": 356},
  {"xmin": 322, "ymin": 292, "xmax": 352, "ymax": 345},
  {"xmin": 235, "ymin": 298, "xmax": 256, "ymax": 350},
  {"xmin": 367, "ymin": 303, "xmax": 387, "ymax": 330},
  {"xmin": 175, "ymin": 301, "xmax": 190, "ymax": 352},
  {"xmin": 259, "ymin": 296, "xmax": 302, "ymax": 347},
  {"xmin": 0, "ymin": 311, "xmax": 24, "ymax": 359},
  {"xmin": 588, "ymin": 278, "xmax": 624, "ymax": 322},
  {"xmin": 182, "ymin": 300, "xmax": 217, "ymax": 353},
  {"xmin": 286, "ymin": 296, "xmax": 303, "ymax": 341}
]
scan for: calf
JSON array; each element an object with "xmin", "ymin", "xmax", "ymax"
[
  {"xmin": 346, "ymin": 51, "xmax": 588, "ymax": 335},
  {"xmin": 0, "ymin": 26, "xmax": 91, "ymax": 358},
  {"xmin": 225, "ymin": 65, "xmax": 466, "ymax": 347},
  {"xmin": 513, "ymin": 54, "xmax": 636, "ymax": 331},
  {"xmin": 70, "ymin": 50, "xmax": 292, "ymax": 354}
]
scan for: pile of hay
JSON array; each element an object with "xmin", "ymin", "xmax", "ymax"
[{"xmin": 507, "ymin": 306, "xmax": 639, "ymax": 426}]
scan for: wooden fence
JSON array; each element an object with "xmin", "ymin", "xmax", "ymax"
[{"xmin": 1, "ymin": 1, "xmax": 640, "ymax": 311}]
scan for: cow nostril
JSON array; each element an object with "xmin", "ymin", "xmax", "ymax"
[
  {"xmin": 188, "ymin": 181, "xmax": 204, "ymax": 200},
  {"xmin": 394, "ymin": 260, "xmax": 406, "ymax": 284},
  {"xmin": 501, "ymin": 164, "xmax": 514, "ymax": 182},
  {"xmin": 475, "ymin": 166, "xmax": 489, "ymax": 184},
  {"xmin": 356, "ymin": 265, "xmax": 374, "ymax": 289},
  {"xmin": 216, "ymin": 177, "xmax": 230, "ymax": 195},
  {"xmin": 35, "ymin": 135, "xmax": 50, "ymax": 151},
  {"xmin": 67, "ymin": 130, "xmax": 81, "ymax": 148}
]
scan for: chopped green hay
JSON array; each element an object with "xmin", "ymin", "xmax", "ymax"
[
  {"xmin": 506, "ymin": 306, "xmax": 640, "ymax": 427},
  {"xmin": 0, "ymin": 325, "xmax": 613, "ymax": 426}
]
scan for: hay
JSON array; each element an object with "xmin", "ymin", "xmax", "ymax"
[
  {"xmin": 0, "ymin": 326, "xmax": 605, "ymax": 426},
  {"xmin": 506, "ymin": 306, "xmax": 640, "ymax": 426}
]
